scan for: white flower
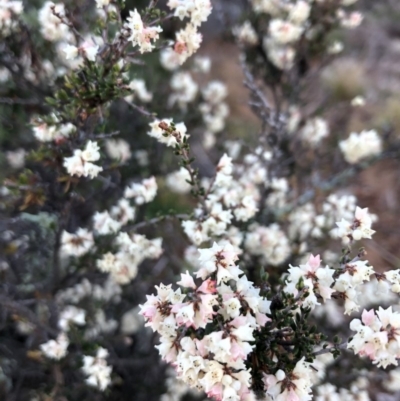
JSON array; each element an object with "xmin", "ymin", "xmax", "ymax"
[
  {"xmin": 233, "ymin": 21, "xmax": 258, "ymax": 45},
  {"xmin": 263, "ymin": 38, "xmax": 295, "ymax": 70},
  {"xmin": 339, "ymin": 130, "xmax": 382, "ymax": 164},
  {"xmin": 300, "ymin": 117, "xmax": 329, "ymax": 146},
  {"xmin": 124, "ymin": 176, "xmax": 158, "ymax": 204},
  {"xmin": 160, "ymin": 48, "xmax": 181, "ymax": 71},
  {"xmin": 128, "ymin": 79, "xmax": 153, "ymax": 103},
  {"xmin": 169, "ymin": 72, "xmax": 198, "ymax": 109},
  {"xmin": 269, "ymin": 19, "xmax": 303, "ymax": 44},
  {"xmin": 58, "ymin": 306, "xmax": 86, "ymax": 331},
  {"xmin": 82, "ymin": 140, "xmax": 101, "ymax": 162},
  {"xmin": 105, "ymin": 138, "xmax": 131, "ymax": 162},
  {"xmin": 202, "ymin": 81, "xmax": 227, "ymax": 104},
  {"xmin": 95, "ymin": 0, "xmax": 110, "ymax": 8},
  {"xmin": 328, "ymin": 40, "xmax": 344, "ymax": 54},
  {"xmin": 6, "ymin": 148, "xmax": 25, "ymax": 169},
  {"xmin": 93, "ymin": 211, "xmax": 122, "ymax": 235},
  {"xmin": 193, "ymin": 56, "xmax": 211, "ymax": 73},
  {"xmin": 147, "ymin": 119, "xmax": 188, "ymax": 147},
  {"xmin": 63, "ymin": 141, "xmax": 103, "ymax": 179},
  {"xmin": 166, "ymin": 168, "xmax": 192, "ymax": 194},
  {"xmin": 289, "ymin": 1, "xmax": 311, "ymax": 24},
  {"xmin": 340, "ymin": 11, "xmax": 363, "ymax": 29},
  {"xmin": 82, "ymin": 348, "xmax": 112, "ymax": 391},
  {"xmin": 351, "ymin": 96, "xmax": 366, "ymax": 107},
  {"xmin": 125, "ymin": 9, "xmax": 162, "ymax": 53},
  {"xmin": 80, "ymin": 40, "xmax": 99, "ymax": 61},
  {"xmin": 61, "ymin": 228, "xmax": 94, "ymax": 257},
  {"xmin": 40, "ymin": 333, "xmax": 69, "ymax": 360},
  {"xmin": 62, "ymin": 44, "xmax": 78, "ymax": 60}
]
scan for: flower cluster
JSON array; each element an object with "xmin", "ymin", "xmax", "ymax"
[
  {"xmin": 140, "ymin": 242, "xmax": 270, "ymax": 401},
  {"xmin": 40, "ymin": 333, "xmax": 69, "ymax": 360},
  {"xmin": 63, "ymin": 140, "xmax": 103, "ymax": 179},
  {"xmin": 38, "ymin": 1, "xmax": 74, "ymax": 43},
  {"xmin": 263, "ymin": 358, "xmax": 314, "ymax": 401},
  {"xmin": 124, "ymin": 9, "xmax": 163, "ymax": 53},
  {"xmin": 246, "ymin": 0, "xmax": 363, "ymax": 71},
  {"xmin": 97, "ymin": 232, "xmax": 163, "ymax": 284},
  {"xmin": 334, "ymin": 206, "xmax": 376, "ymax": 243},
  {"xmin": 32, "ymin": 116, "xmax": 75, "ymax": 142},
  {"xmin": 0, "ymin": 0, "xmax": 23, "ymax": 36},
  {"xmin": 200, "ymin": 81, "xmax": 230, "ymax": 148},
  {"xmin": 285, "ymin": 254, "xmax": 335, "ymax": 310},
  {"xmin": 339, "ymin": 130, "xmax": 382, "ymax": 164},
  {"xmin": 61, "ymin": 227, "xmax": 94, "ymax": 257},
  {"xmin": 82, "ymin": 347, "xmax": 112, "ymax": 391},
  {"xmin": 166, "ymin": 0, "xmax": 212, "ymax": 65},
  {"xmin": 5, "ymin": 0, "xmax": 400, "ymax": 399},
  {"xmin": 348, "ymin": 307, "xmax": 400, "ymax": 368}
]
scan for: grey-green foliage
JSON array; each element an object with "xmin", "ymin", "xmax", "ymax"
[{"xmin": 3, "ymin": 212, "xmax": 58, "ymax": 293}]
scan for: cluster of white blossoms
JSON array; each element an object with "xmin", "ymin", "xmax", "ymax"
[
  {"xmin": 169, "ymin": 72, "xmax": 199, "ymax": 110},
  {"xmin": 200, "ymin": 81, "xmax": 230, "ymax": 148},
  {"xmin": 58, "ymin": 305, "xmax": 86, "ymax": 331},
  {"xmin": 124, "ymin": 9, "xmax": 162, "ymax": 53},
  {"xmin": 160, "ymin": 368, "xmax": 204, "ymax": 401},
  {"xmin": 166, "ymin": 167, "xmax": 192, "ymax": 194},
  {"xmin": 124, "ymin": 176, "xmax": 158, "ymax": 205},
  {"xmin": 334, "ymin": 206, "xmax": 376, "ymax": 243},
  {"xmin": 63, "ymin": 140, "xmax": 103, "ymax": 179},
  {"xmin": 40, "ymin": 333, "xmax": 69, "ymax": 360},
  {"xmin": 261, "ymin": 1, "xmax": 311, "ymax": 70},
  {"xmin": 348, "ymin": 307, "xmax": 400, "ymax": 368},
  {"xmin": 286, "ymin": 205, "xmax": 377, "ymax": 314},
  {"xmin": 278, "ymin": 107, "xmax": 330, "ymax": 150},
  {"xmin": 315, "ymin": 381, "xmax": 370, "ymax": 401},
  {"xmin": 62, "ymin": 38, "xmax": 100, "ymax": 63},
  {"xmin": 245, "ymin": 223, "xmax": 291, "ymax": 266},
  {"xmin": 385, "ymin": 269, "xmax": 400, "ymax": 293},
  {"xmin": 263, "ymin": 358, "xmax": 314, "ymax": 401},
  {"xmin": 334, "ymin": 260, "xmax": 375, "ymax": 315},
  {"xmin": 40, "ymin": 294, "xmax": 112, "ymax": 390},
  {"xmin": 299, "ymin": 117, "xmax": 329, "ymax": 147},
  {"xmin": 148, "ymin": 119, "xmax": 189, "ymax": 148},
  {"xmin": 249, "ymin": 0, "xmax": 362, "ymax": 70},
  {"xmin": 339, "ymin": 130, "xmax": 382, "ymax": 164},
  {"xmin": 91, "ymin": 175, "xmax": 160, "ymax": 284},
  {"xmin": 182, "ymin": 153, "xmax": 261, "ymax": 246},
  {"xmin": 140, "ymin": 242, "xmax": 271, "ymax": 401},
  {"xmin": 38, "ymin": 1, "xmax": 74, "ymax": 43},
  {"xmin": 93, "ymin": 199, "xmax": 135, "ymax": 236},
  {"xmin": 105, "ymin": 138, "xmax": 132, "ymax": 163},
  {"xmin": 6, "ymin": 148, "xmax": 26, "ymax": 169},
  {"xmin": 82, "ymin": 347, "xmax": 112, "ymax": 391},
  {"xmin": 233, "ymin": 21, "xmax": 259, "ymax": 46},
  {"xmin": 0, "ymin": 0, "xmax": 23, "ymax": 36},
  {"xmin": 61, "ymin": 227, "xmax": 94, "ymax": 257},
  {"xmin": 166, "ymin": 0, "xmax": 212, "ymax": 65},
  {"xmin": 97, "ymin": 232, "xmax": 163, "ymax": 284},
  {"xmin": 56, "ymin": 276, "xmax": 122, "ymax": 305},
  {"xmin": 127, "ymin": 78, "xmax": 153, "ymax": 103},
  {"xmin": 285, "ymin": 254, "xmax": 335, "ymax": 310},
  {"xmin": 32, "ymin": 116, "xmax": 75, "ymax": 142},
  {"xmin": 288, "ymin": 193, "xmax": 360, "ymax": 242},
  {"xmin": 40, "ymin": 306, "xmax": 87, "ymax": 359}
]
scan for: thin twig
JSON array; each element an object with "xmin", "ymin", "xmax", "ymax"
[
  {"xmin": 126, "ymin": 100, "xmax": 156, "ymax": 118},
  {"xmin": 0, "ymin": 97, "xmax": 41, "ymax": 105}
]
